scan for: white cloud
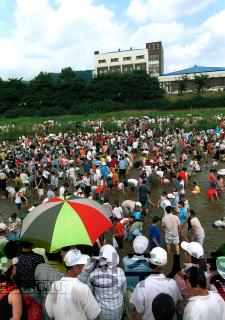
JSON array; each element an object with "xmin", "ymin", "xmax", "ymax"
[
  {"xmin": 127, "ymin": 0, "xmax": 216, "ymax": 23},
  {"xmin": 164, "ymin": 10, "xmax": 225, "ymax": 72},
  {"xmin": 131, "ymin": 22, "xmax": 185, "ymax": 46},
  {"xmin": 0, "ymin": 0, "xmax": 224, "ymax": 79},
  {"xmin": 0, "ymin": 0, "xmax": 127, "ymax": 79}
]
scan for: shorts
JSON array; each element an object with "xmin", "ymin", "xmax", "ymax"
[
  {"xmin": 140, "ymin": 199, "xmax": 148, "ymax": 210},
  {"xmin": 16, "ymin": 202, "xmax": 22, "ymax": 210},
  {"xmin": 165, "ymin": 233, "xmax": 179, "ymax": 245},
  {"xmin": 196, "ymin": 231, "xmax": 205, "ymax": 246}
]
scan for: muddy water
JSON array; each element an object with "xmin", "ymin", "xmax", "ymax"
[{"xmin": 0, "ymin": 163, "xmax": 225, "ymax": 265}]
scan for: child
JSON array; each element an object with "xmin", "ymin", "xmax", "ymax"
[
  {"xmin": 206, "ymin": 187, "xmax": 220, "ymax": 203},
  {"xmin": 113, "ymin": 201, "xmax": 123, "ymax": 221},
  {"xmin": 149, "ymin": 216, "xmax": 161, "ymax": 249},
  {"xmin": 192, "ymin": 182, "xmax": 201, "ymax": 195},
  {"xmin": 112, "ymin": 169, "xmax": 119, "ymax": 190}
]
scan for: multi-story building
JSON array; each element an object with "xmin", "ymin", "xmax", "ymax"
[{"xmin": 93, "ymin": 41, "xmax": 164, "ymax": 77}]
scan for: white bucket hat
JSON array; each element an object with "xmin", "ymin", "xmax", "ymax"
[
  {"xmin": 100, "ymin": 244, "xmax": 119, "ymax": 266},
  {"xmin": 181, "ymin": 241, "xmax": 204, "ymax": 259},
  {"xmin": 133, "ymin": 236, "xmax": 148, "ymax": 254},
  {"xmin": 150, "ymin": 247, "xmax": 167, "ymax": 266}
]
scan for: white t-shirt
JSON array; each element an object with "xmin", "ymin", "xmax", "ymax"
[
  {"xmin": 122, "ymin": 200, "xmax": 136, "ymax": 212},
  {"xmin": 59, "ymin": 186, "xmax": 65, "ymax": 197},
  {"xmin": 130, "ymin": 274, "xmax": 182, "ymax": 320},
  {"xmin": 20, "ymin": 172, "xmax": 29, "ymax": 184},
  {"xmin": 113, "ymin": 206, "xmax": 123, "ymax": 219},
  {"xmin": 190, "ymin": 217, "xmax": 204, "ymax": 234},
  {"xmin": 183, "ymin": 291, "xmax": 225, "ymax": 320},
  {"xmin": 162, "ymin": 213, "xmax": 180, "ymax": 237},
  {"xmin": 45, "ymin": 277, "xmax": 100, "ymax": 320},
  {"xmin": 214, "ymin": 220, "xmax": 225, "ymax": 228},
  {"xmin": 128, "ymin": 179, "xmax": 138, "ymax": 187},
  {"xmin": 160, "ymin": 199, "xmax": 171, "ymax": 211}
]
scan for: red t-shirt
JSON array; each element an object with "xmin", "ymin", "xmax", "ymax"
[
  {"xmin": 115, "ymin": 222, "xmax": 124, "ymax": 237},
  {"xmin": 110, "ymin": 159, "xmax": 118, "ymax": 168},
  {"xmin": 178, "ymin": 171, "xmax": 187, "ymax": 182}
]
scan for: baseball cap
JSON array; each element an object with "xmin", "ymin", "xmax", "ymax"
[
  {"xmin": 150, "ymin": 247, "xmax": 167, "ymax": 266},
  {"xmin": 0, "ymin": 223, "xmax": 7, "ymax": 232},
  {"xmin": 167, "ymin": 193, "xmax": 175, "ymax": 199},
  {"xmin": 64, "ymin": 249, "xmax": 89, "ymax": 267},
  {"xmin": 135, "ymin": 202, "xmax": 142, "ymax": 207},
  {"xmin": 100, "ymin": 244, "xmax": 119, "ymax": 266},
  {"xmin": 133, "ymin": 236, "xmax": 148, "ymax": 254},
  {"xmin": 0, "ymin": 257, "xmax": 18, "ymax": 273},
  {"xmin": 181, "ymin": 241, "xmax": 204, "ymax": 259},
  {"xmin": 216, "ymin": 256, "xmax": 225, "ymax": 279}
]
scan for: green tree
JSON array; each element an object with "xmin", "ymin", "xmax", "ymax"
[
  {"xmin": 0, "ymin": 78, "xmax": 27, "ymax": 115},
  {"xmin": 57, "ymin": 67, "xmax": 86, "ymax": 108},
  {"xmin": 85, "ymin": 70, "xmax": 163, "ymax": 102},
  {"xmin": 194, "ymin": 73, "xmax": 210, "ymax": 93},
  {"xmin": 26, "ymin": 72, "xmax": 57, "ymax": 108},
  {"xmin": 178, "ymin": 75, "xmax": 188, "ymax": 95}
]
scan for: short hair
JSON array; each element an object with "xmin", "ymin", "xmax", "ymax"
[
  {"xmin": 165, "ymin": 206, "xmax": 172, "ymax": 214},
  {"xmin": 189, "ymin": 209, "xmax": 195, "ymax": 216},
  {"xmin": 185, "ymin": 266, "xmax": 207, "ymax": 289},
  {"xmin": 178, "ymin": 200, "xmax": 184, "ymax": 207},
  {"xmin": 152, "ymin": 293, "xmax": 176, "ymax": 320}
]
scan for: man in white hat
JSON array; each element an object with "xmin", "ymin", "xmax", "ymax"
[
  {"xmin": 123, "ymin": 236, "xmax": 151, "ymax": 292},
  {"xmin": 123, "ymin": 236, "xmax": 152, "ymax": 320},
  {"xmin": 175, "ymin": 241, "xmax": 209, "ymax": 317},
  {"xmin": 87, "ymin": 244, "xmax": 126, "ymax": 320},
  {"xmin": 45, "ymin": 249, "xmax": 100, "ymax": 320},
  {"xmin": 130, "ymin": 247, "xmax": 182, "ymax": 320}
]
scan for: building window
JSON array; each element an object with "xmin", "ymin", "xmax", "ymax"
[
  {"xmin": 122, "ymin": 65, "xmax": 133, "ymax": 72},
  {"xmin": 149, "ymin": 55, "xmax": 159, "ymax": 64},
  {"xmin": 98, "ymin": 59, "xmax": 106, "ymax": 64},
  {"xmin": 123, "ymin": 56, "xmax": 132, "ymax": 61},
  {"xmin": 111, "ymin": 58, "xmax": 119, "ymax": 62},
  {"xmin": 109, "ymin": 66, "xmax": 121, "ymax": 72},
  {"xmin": 97, "ymin": 67, "xmax": 108, "ymax": 74},
  {"xmin": 136, "ymin": 55, "xmax": 145, "ymax": 60},
  {"xmin": 135, "ymin": 63, "xmax": 146, "ymax": 71}
]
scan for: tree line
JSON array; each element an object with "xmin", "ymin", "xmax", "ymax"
[
  {"xmin": 0, "ymin": 68, "xmax": 164, "ymax": 118},
  {"xmin": 0, "ymin": 67, "xmax": 224, "ymax": 118}
]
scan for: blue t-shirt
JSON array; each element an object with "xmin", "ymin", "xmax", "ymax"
[
  {"xmin": 149, "ymin": 225, "xmax": 160, "ymax": 249},
  {"xmin": 179, "ymin": 208, "xmax": 188, "ymax": 225}
]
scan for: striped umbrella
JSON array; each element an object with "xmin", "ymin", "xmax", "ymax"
[{"xmin": 20, "ymin": 197, "xmax": 113, "ymax": 252}]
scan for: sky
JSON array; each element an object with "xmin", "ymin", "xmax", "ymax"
[{"xmin": 0, "ymin": 0, "xmax": 224, "ymax": 79}]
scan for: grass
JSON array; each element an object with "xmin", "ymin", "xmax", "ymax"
[
  {"xmin": 0, "ymin": 107, "xmax": 225, "ymax": 140},
  {"xmin": 0, "ymin": 107, "xmax": 225, "ymax": 125}
]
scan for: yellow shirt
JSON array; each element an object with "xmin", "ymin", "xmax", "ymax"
[{"xmin": 194, "ymin": 185, "xmax": 200, "ymax": 193}]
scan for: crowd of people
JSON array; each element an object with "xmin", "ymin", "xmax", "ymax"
[{"xmin": 0, "ymin": 115, "xmax": 225, "ymax": 319}]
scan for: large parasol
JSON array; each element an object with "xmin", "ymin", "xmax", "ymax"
[{"xmin": 20, "ymin": 197, "xmax": 113, "ymax": 252}]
